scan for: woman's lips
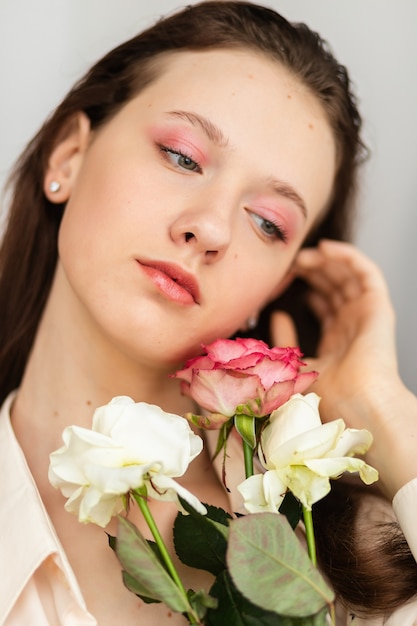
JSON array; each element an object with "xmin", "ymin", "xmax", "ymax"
[{"xmin": 138, "ymin": 260, "xmax": 200, "ymax": 305}]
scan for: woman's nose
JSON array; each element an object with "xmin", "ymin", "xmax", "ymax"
[{"xmin": 169, "ymin": 203, "xmax": 233, "ymax": 263}]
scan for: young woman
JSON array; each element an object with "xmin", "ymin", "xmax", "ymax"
[{"xmin": 1, "ymin": 2, "xmax": 416, "ymax": 624}]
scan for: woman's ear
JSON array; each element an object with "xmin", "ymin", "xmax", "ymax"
[{"xmin": 43, "ymin": 112, "xmax": 91, "ymax": 203}]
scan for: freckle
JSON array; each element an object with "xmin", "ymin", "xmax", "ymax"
[
  {"xmin": 247, "ymin": 73, "xmax": 254, "ymax": 79},
  {"xmin": 53, "ymin": 410, "xmax": 59, "ymax": 418},
  {"xmin": 86, "ymin": 399, "xmax": 92, "ymax": 406},
  {"xmin": 308, "ymin": 123, "xmax": 314, "ymax": 130},
  {"xmin": 287, "ymin": 94, "xmax": 292, "ymax": 99}
]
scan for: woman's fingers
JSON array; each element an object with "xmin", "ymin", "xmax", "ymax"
[
  {"xmin": 270, "ymin": 311, "xmax": 299, "ymax": 347},
  {"xmin": 295, "ymin": 240, "xmax": 394, "ymax": 324},
  {"xmin": 296, "ymin": 240, "xmax": 389, "ymax": 298}
]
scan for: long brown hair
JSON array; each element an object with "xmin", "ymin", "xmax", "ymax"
[{"xmin": 313, "ymin": 480, "xmax": 417, "ymax": 617}]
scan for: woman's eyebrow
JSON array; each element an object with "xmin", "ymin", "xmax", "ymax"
[
  {"xmin": 267, "ymin": 179, "xmax": 308, "ymax": 219},
  {"xmin": 165, "ymin": 110, "xmax": 229, "ymax": 147},
  {"xmin": 165, "ymin": 110, "xmax": 307, "ymax": 219}
]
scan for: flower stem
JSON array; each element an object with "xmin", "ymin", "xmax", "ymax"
[
  {"xmin": 242, "ymin": 439, "xmax": 254, "ymax": 478},
  {"xmin": 302, "ymin": 506, "xmax": 317, "ymax": 567},
  {"xmin": 132, "ymin": 489, "xmax": 200, "ymax": 624}
]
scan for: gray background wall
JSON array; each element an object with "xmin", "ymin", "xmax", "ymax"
[{"xmin": 1, "ymin": 1, "xmax": 417, "ymax": 391}]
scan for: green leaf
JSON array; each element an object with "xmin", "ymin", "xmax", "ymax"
[
  {"xmin": 179, "ymin": 496, "xmax": 231, "ymax": 523},
  {"xmin": 122, "ymin": 571, "xmax": 160, "ymax": 604},
  {"xmin": 234, "ymin": 414, "xmax": 256, "ymax": 448},
  {"xmin": 206, "ymin": 570, "xmax": 281, "ymax": 625},
  {"xmin": 174, "ymin": 500, "xmax": 231, "ymax": 575},
  {"xmin": 107, "ymin": 532, "xmax": 117, "ymax": 551},
  {"xmin": 279, "ymin": 492, "xmax": 302, "ymax": 530},
  {"xmin": 188, "ymin": 588, "xmax": 219, "ymax": 620},
  {"xmin": 110, "ymin": 530, "xmax": 164, "ymax": 563},
  {"xmin": 115, "ymin": 516, "xmax": 191, "ymax": 613},
  {"xmin": 206, "ymin": 570, "xmax": 328, "ymax": 625},
  {"xmin": 227, "ymin": 514, "xmax": 334, "ymax": 617}
]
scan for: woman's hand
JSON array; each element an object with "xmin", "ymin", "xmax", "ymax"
[
  {"xmin": 293, "ymin": 239, "xmax": 398, "ymax": 412},
  {"xmin": 272, "ymin": 240, "xmax": 417, "ymax": 499}
]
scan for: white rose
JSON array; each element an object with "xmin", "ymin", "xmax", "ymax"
[
  {"xmin": 238, "ymin": 393, "xmax": 378, "ymax": 512},
  {"xmin": 49, "ymin": 396, "xmax": 206, "ymax": 527}
]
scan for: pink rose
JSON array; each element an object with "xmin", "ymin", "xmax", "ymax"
[{"xmin": 173, "ymin": 338, "xmax": 317, "ymax": 422}]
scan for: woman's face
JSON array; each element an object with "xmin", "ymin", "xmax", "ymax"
[{"xmin": 52, "ymin": 49, "xmax": 336, "ymax": 366}]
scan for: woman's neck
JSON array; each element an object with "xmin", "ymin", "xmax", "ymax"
[
  {"xmin": 14, "ymin": 264, "xmax": 193, "ymax": 418},
  {"xmin": 10, "ymin": 266, "xmax": 196, "ymax": 494}
]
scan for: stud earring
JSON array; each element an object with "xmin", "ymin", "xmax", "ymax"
[
  {"xmin": 49, "ymin": 180, "xmax": 61, "ymax": 193},
  {"xmin": 246, "ymin": 314, "xmax": 258, "ymax": 330}
]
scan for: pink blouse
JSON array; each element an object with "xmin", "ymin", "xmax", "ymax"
[{"xmin": 0, "ymin": 393, "xmax": 96, "ymax": 625}]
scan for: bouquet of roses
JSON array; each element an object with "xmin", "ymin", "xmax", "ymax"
[{"xmin": 48, "ymin": 338, "xmax": 378, "ymax": 625}]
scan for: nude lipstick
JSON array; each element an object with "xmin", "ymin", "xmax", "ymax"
[{"xmin": 138, "ymin": 260, "xmax": 200, "ymax": 305}]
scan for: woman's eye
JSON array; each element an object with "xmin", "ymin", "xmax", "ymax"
[
  {"xmin": 250, "ymin": 212, "xmax": 288, "ymax": 243},
  {"xmin": 159, "ymin": 145, "xmax": 202, "ymax": 173}
]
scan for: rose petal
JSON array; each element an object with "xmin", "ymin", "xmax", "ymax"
[
  {"xmin": 174, "ymin": 355, "xmax": 215, "ymax": 384},
  {"xmin": 238, "ymin": 471, "xmax": 286, "ymax": 514},
  {"xmin": 293, "ymin": 370, "xmax": 319, "ymax": 394},
  {"xmin": 256, "ymin": 380, "xmax": 295, "ymax": 416},
  {"xmin": 48, "ymin": 396, "xmax": 205, "ymax": 527},
  {"xmin": 84, "ymin": 462, "xmax": 151, "ymax": 494},
  {"xmin": 267, "ymin": 393, "xmax": 323, "ymax": 441},
  {"xmin": 237, "ymin": 474, "xmax": 271, "ymax": 513},
  {"xmin": 149, "ymin": 475, "xmax": 207, "ymax": 515},
  {"xmin": 277, "ymin": 465, "xmax": 331, "ymax": 510},
  {"xmin": 305, "ymin": 457, "xmax": 379, "ymax": 484},
  {"xmin": 204, "ymin": 337, "xmax": 268, "ymax": 362},
  {"xmin": 191, "ymin": 369, "xmax": 262, "ymax": 416},
  {"xmin": 266, "ymin": 420, "xmax": 346, "ymax": 469},
  {"xmin": 326, "ymin": 427, "xmax": 373, "ymax": 458},
  {"xmin": 77, "ymin": 488, "xmax": 123, "ymax": 527}
]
